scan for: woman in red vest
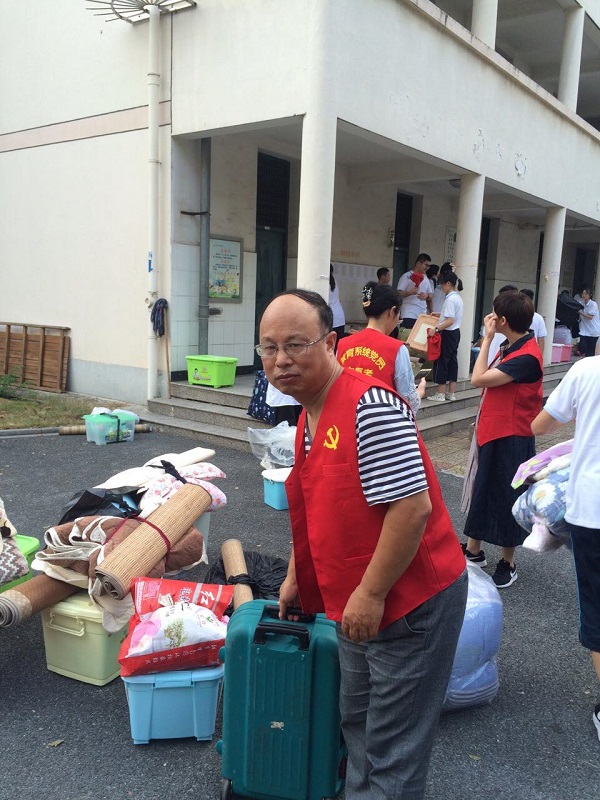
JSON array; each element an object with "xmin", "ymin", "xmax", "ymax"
[
  {"xmin": 337, "ymin": 281, "xmax": 426, "ymax": 410},
  {"xmin": 461, "ymin": 290, "xmax": 543, "ymax": 588}
]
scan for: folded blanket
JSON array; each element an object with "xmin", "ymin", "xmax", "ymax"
[
  {"xmin": 34, "ymin": 515, "xmax": 205, "ymax": 579},
  {"xmin": 512, "ymin": 440, "xmax": 573, "ymax": 488}
]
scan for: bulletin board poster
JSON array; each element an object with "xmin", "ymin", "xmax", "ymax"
[{"xmin": 209, "ymin": 237, "xmax": 243, "ymax": 302}]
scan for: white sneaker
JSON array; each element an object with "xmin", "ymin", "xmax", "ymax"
[
  {"xmin": 429, "ymin": 393, "xmax": 446, "ymax": 402},
  {"xmin": 594, "ymin": 704, "xmax": 600, "ymax": 741},
  {"xmin": 445, "ymin": 393, "xmax": 456, "ymax": 401}
]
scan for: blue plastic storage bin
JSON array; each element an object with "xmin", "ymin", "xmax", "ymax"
[
  {"xmin": 122, "ymin": 664, "xmax": 224, "ymax": 744},
  {"xmin": 261, "ymin": 468, "xmax": 291, "ymax": 510}
]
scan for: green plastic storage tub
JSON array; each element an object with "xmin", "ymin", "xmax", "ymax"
[{"xmin": 186, "ymin": 355, "xmax": 238, "ymax": 388}]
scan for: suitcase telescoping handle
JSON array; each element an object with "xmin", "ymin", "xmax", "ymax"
[{"xmin": 253, "ymin": 621, "xmax": 311, "ymax": 650}]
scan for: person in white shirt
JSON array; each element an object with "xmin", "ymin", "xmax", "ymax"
[
  {"xmin": 376, "ymin": 267, "xmax": 391, "ymax": 285},
  {"xmin": 531, "ymin": 356, "xmax": 600, "ymax": 742},
  {"xmin": 396, "ymin": 253, "xmax": 433, "ymax": 328},
  {"xmin": 266, "ymin": 381, "xmax": 302, "ymax": 426},
  {"xmin": 577, "ymin": 287, "xmax": 600, "ymax": 357},
  {"xmin": 328, "ymin": 264, "xmax": 346, "ymax": 351},
  {"xmin": 428, "ymin": 272, "xmax": 464, "ymax": 402},
  {"xmin": 521, "ymin": 288, "xmax": 547, "ymax": 352}
]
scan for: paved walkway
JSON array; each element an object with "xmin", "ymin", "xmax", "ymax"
[{"xmin": 426, "ymin": 421, "xmax": 576, "ymax": 477}]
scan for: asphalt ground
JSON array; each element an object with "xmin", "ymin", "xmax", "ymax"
[{"xmin": 0, "ymin": 429, "xmax": 598, "ymax": 800}]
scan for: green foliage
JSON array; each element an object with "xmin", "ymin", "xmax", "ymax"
[{"xmin": 0, "ymin": 372, "xmax": 29, "ymax": 400}]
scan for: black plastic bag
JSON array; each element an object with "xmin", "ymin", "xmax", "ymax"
[
  {"xmin": 58, "ymin": 487, "xmax": 141, "ymax": 525},
  {"xmin": 204, "ymin": 550, "xmax": 288, "ymax": 603},
  {"xmin": 556, "ymin": 290, "xmax": 583, "ymax": 330}
]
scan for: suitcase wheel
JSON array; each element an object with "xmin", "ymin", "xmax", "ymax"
[{"xmin": 220, "ymin": 778, "xmax": 233, "ymax": 800}]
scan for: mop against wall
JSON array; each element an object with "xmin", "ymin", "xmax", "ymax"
[{"xmin": 151, "ymin": 298, "xmax": 171, "ymax": 396}]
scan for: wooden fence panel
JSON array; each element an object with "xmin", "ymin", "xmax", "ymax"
[{"xmin": 0, "ymin": 324, "xmax": 71, "ymax": 392}]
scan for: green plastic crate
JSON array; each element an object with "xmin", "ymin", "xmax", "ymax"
[
  {"xmin": 186, "ymin": 355, "xmax": 238, "ymax": 388},
  {"xmin": 0, "ymin": 534, "xmax": 39, "ymax": 593}
]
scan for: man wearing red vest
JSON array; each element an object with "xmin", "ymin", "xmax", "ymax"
[{"xmin": 258, "ymin": 289, "xmax": 467, "ymax": 800}]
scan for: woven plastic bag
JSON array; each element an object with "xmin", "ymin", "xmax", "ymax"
[{"xmin": 118, "ymin": 577, "xmax": 234, "ymax": 676}]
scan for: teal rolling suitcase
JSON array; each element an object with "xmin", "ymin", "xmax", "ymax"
[{"xmin": 217, "ymin": 600, "xmax": 346, "ymax": 800}]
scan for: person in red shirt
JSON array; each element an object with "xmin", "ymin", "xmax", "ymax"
[
  {"xmin": 257, "ymin": 288, "xmax": 466, "ymax": 800},
  {"xmin": 461, "ymin": 290, "xmax": 543, "ymax": 588},
  {"xmin": 337, "ymin": 281, "xmax": 426, "ymax": 411}
]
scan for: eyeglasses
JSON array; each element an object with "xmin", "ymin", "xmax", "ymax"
[{"xmin": 254, "ymin": 332, "xmax": 329, "ymax": 359}]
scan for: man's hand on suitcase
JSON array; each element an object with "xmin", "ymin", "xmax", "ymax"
[
  {"xmin": 279, "ymin": 576, "xmax": 301, "ymax": 621},
  {"xmin": 341, "ymin": 584, "xmax": 385, "ymax": 642}
]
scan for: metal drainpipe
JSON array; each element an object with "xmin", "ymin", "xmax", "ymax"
[
  {"xmin": 198, "ymin": 137, "xmax": 211, "ymax": 354},
  {"xmin": 146, "ymin": 3, "xmax": 160, "ymax": 399}
]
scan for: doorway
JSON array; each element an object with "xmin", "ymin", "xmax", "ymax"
[
  {"xmin": 573, "ymin": 246, "xmax": 597, "ymax": 295},
  {"xmin": 254, "ymin": 154, "xmax": 290, "ymax": 366},
  {"xmin": 392, "ymin": 193, "xmax": 414, "ymax": 285}
]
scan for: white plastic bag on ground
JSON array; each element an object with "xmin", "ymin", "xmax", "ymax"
[
  {"xmin": 247, "ymin": 421, "xmax": 296, "ymax": 469},
  {"xmin": 443, "ymin": 562, "xmax": 503, "ymax": 712}
]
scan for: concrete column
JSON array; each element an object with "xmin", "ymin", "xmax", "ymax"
[
  {"xmin": 455, "ymin": 174, "xmax": 486, "ymax": 381},
  {"xmin": 296, "ymin": 1, "xmax": 337, "ymax": 299},
  {"xmin": 558, "ymin": 6, "xmax": 585, "ymax": 111},
  {"xmin": 471, "ymin": 0, "xmax": 498, "ymax": 48},
  {"xmin": 537, "ymin": 206, "xmax": 567, "ymax": 365}
]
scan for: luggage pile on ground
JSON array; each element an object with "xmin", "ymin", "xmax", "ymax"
[{"xmin": 0, "ymin": 446, "xmax": 226, "ymax": 630}]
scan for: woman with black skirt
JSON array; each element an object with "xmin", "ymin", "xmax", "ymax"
[{"xmin": 461, "ymin": 290, "xmax": 543, "ymax": 588}]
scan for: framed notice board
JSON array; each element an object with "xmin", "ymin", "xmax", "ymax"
[{"xmin": 208, "ymin": 237, "xmax": 243, "ymax": 302}]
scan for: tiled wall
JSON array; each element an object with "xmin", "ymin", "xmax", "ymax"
[{"xmin": 170, "ymin": 245, "xmax": 257, "ymax": 370}]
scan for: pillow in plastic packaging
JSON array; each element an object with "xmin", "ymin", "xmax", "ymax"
[{"xmin": 443, "ymin": 562, "xmax": 503, "ymax": 712}]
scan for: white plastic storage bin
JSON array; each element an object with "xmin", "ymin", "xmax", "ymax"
[{"xmin": 41, "ymin": 592, "xmax": 128, "ymax": 685}]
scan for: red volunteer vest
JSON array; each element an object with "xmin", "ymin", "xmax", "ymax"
[
  {"xmin": 336, "ymin": 329, "xmax": 404, "ymax": 391},
  {"xmin": 476, "ymin": 334, "xmax": 543, "ymax": 447},
  {"xmin": 285, "ymin": 369, "xmax": 465, "ymax": 630}
]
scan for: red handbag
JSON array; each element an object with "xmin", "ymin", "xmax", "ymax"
[{"xmin": 427, "ymin": 330, "xmax": 442, "ymax": 361}]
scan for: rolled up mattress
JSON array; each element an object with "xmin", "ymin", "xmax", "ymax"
[
  {"xmin": 221, "ymin": 538, "xmax": 254, "ymax": 610},
  {"xmin": 95, "ymin": 483, "xmax": 212, "ymax": 600},
  {"xmin": 0, "ymin": 574, "xmax": 78, "ymax": 628}
]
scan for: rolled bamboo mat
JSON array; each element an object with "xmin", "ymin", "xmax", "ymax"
[
  {"xmin": 0, "ymin": 575, "xmax": 78, "ymax": 628},
  {"xmin": 58, "ymin": 424, "xmax": 152, "ymax": 435},
  {"xmin": 222, "ymin": 539, "xmax": 254, "ymax": 610},
  {"xmin": 95, "ymin": 483, "xmax": 212, "ymax": 600}
]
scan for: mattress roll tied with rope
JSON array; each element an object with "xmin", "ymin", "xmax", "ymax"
[{"xmin": 95, "ymin": 483, "xmax": 212, "ymax": 600}]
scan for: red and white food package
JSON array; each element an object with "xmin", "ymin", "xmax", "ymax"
[{"xmin": 118, "ymin": 577, "xmax": 234, "ymax": 677}]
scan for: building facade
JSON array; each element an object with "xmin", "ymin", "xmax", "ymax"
[{"xmin": 2, "ymin": 0, "xmax": 600, "ymax": 402}]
